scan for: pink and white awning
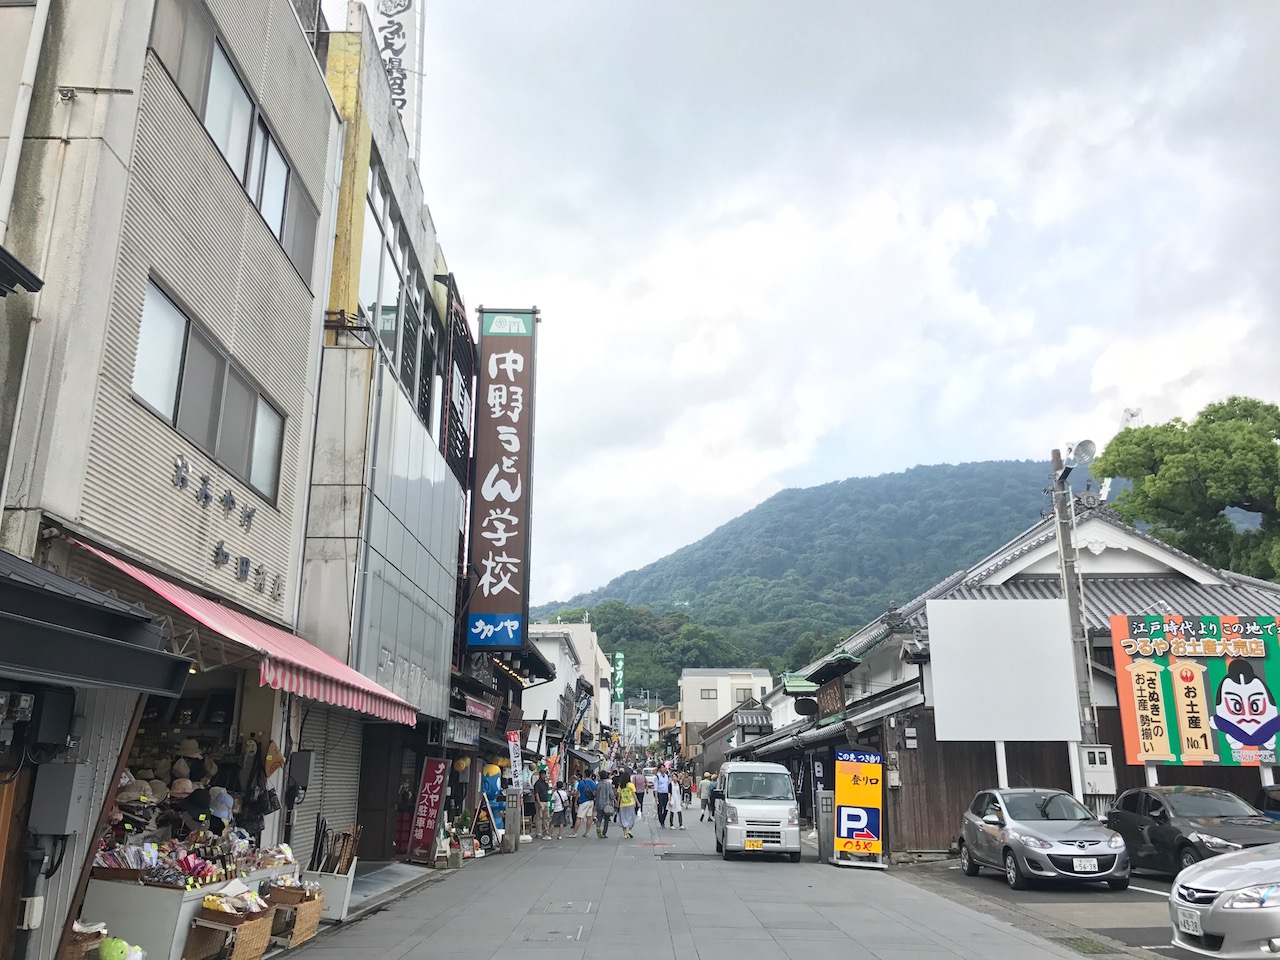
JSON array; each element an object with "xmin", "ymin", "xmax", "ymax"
[{"xmin": 74, "ymin": 541, "xmax": 416, "ymax": 726}]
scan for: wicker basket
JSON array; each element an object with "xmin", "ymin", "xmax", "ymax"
[
  {"xmin": 227, "ymin": 909, "xmax": 276, "ymax": 960},
  {"xmin": 56, "ymin": 931, "xmax": 104, "ymax": 960},
  {"xmin": 182, "ymin": 924, "xmax": 225, "ymax": 960},
  {"xmin": 286, "ymin": 896, "xmax": 323, "ymax": 947},
  {"xmin": 198, "ymin": 906, "xmax": 250, "ymax": 926},
  {"xmin": 266, "ymin": 884, "xmax": 306, "ymax": 905}
]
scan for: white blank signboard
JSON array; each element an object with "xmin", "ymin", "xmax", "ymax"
[{"xmin": 927, "ymin": 598, "xmax": 1081, "ymax": 742}]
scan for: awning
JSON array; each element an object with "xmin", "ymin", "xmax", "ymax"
[
  {"xmin": 567, "ymin": 746, "xmax": 603, "ymax": 768},
  {"xmin": 74, "ymin": 541, "xmax": 416, "ymax": 726}
]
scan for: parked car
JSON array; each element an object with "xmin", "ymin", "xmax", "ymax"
[
  {"xmin": 958, "ymin": 787, "xmax": 1130, "ymax": 890},
  {"xmin": 1169, "ymin": 842, "xmax": 1280, "ymax": 957},
  {"xmin": 1257, "ymin": 786, "xmax": 1280, "ymax": 821},
  {"xmin": 712, "ymin": 760, "xmax": 802, "ymax": 862},
  {"xmin": 1107, "ymin": 786, "xmax": 1280, "ymax": 875}
]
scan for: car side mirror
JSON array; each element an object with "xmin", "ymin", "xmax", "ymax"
[
  {"xmin": 711, "ymin": 789, "xmax": 724, "ymax": 803},
  {"xmin": 982, "ymin": 813, "xmax": 1002, "ymax": 826}
]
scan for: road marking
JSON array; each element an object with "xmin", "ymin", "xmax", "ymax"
[{"xmin": 1129, "ymin": 884, "xmax": 1170, "ymax": 898}]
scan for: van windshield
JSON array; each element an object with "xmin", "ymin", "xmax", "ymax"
[{"xmin": 726, "ymin": 771, "xmax": 794, "ymax": 801}]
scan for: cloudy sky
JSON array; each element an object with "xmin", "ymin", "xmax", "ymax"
[{"xmin": 332, "ymin": 1, "xmax": 1280, "ymax": 605}]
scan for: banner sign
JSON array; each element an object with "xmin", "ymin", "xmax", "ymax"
[
  {"xmin": 1112, "ymin": 614, "xmax": 1280, "ymax": 767},
  {"xmin": 407, "ymin": 758, "xmax": 446, "ymax": 860},
  {"xmin": 834, "ymin": 749, "xmax": 883, "ymax": 856},
  {"xmin": 371, "ymin": 0, "xmax": 421, "ymax": 158},
  {"xmin": 506, "ymin": 730, "xmax": 522, "ymax": 777},
  {"xmin": 613, "ymin": 651, "xmax": 625, "ymax": 703},
  {"xmin": 466, "ymin": 309, "xmax": 538, "ymax": 651},
  {"xmin": 464, "ymin": 695, "xmax": 495, "ymax": 721},
  {"xmin": 817, "ymin": 677, "xmax": 845, "ymax": 723}
]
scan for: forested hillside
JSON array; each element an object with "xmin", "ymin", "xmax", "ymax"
[{"xmin": 535, "ymin": 460, "xmax": 1052, "ymax": 702}]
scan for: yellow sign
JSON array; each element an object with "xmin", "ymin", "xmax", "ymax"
[
  {"xmin": 1124, "ymin": 661, "xmax": 1175, "ymax": 762},
  {"xmin": 834, "ymin": 749, "xmax": 883, "ymax": 856}
]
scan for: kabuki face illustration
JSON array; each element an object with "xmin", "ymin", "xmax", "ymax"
[{"xmin": 1212, "ymin": 658, "xmax": 1280, "ymax": 749}]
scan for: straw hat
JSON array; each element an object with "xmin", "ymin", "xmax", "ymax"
[
  {"xmin": 172, "ymin": 758, "xmax": 190, "ymax": 780},
  {"xmin": 147, "ymin": 780, "xmax": 169, "ymax": 803},
  {"xmin": 115, "ymin": 781, "xmax": 149, "ymax": 805},
  {"xmin": 169, "ymin": 777, "xmax": 195, "ymax": 800},
  {"xmin": 178, "ymin": 739, "xmax": 203, "ymax": 758}
]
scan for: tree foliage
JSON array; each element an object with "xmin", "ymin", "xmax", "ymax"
[
  {"xmin": 1092, "ymin": 396, "xmax": 1280, "ymax": 580},
  {"xmin": 535, "ymin": 460, "xmax": 1053, "ymax": 702}
]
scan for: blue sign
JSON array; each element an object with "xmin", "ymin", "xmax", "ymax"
[
  {"xmin": 468, "ymin": 612, "xmax": 524, "ymax": 649},
  {"xmin": 836, "ymin": 804, "xmax": 881, "ymax": 843},
  {"xmin": 836, "ymin": 749, "xmax": 883, "ymax": 765}
]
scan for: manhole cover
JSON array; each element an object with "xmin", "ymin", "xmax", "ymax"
[
  {"xmin": 541, "ymin": 902, "xmax": 593, "ymax": 914},
  {"xmin": 524, "ymin": 926, "xmax": 584, "ymax": 942},
  {"xmin": 659, "ymin": 853, "xmax": 720, "ymax": 861},
  {"xmin": 1051, "ymin": 937, "xmax": 1119, "ymax": 956}
]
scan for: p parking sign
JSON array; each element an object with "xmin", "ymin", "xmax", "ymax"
[{"xmin": 833, "ymin": 749, "xmax": 886, "ymax": 869}]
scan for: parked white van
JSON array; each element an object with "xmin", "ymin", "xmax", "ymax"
[{"xmin": 712, "ymin": 761, "xmax": 802, "ymax": 861}]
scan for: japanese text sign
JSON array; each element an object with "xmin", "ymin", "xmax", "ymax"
[
  {"xmin": 1112, "ymin": 614, "xmax": 1280, "ymax": 767},
  {"xmin": 507, "ymin": 730, "xmax": 523, "ymax": 779},
  {"xmin": 408, "ymin": 758, "xmax": 446, "ymax": 860},
  {"xmin": 467, "ymin": 309, "xmax": 538, "ymax": 651},
  {"xmin": 817, "ymin": 677, "xmax": 846, "ymax": 722},
  {"xmin": 372, "ymin": 0, "xmax": 420, "ymax": 155},
  {"xmin": 834, "ymin": 749, "xmax": 883, "ymax": 856},
  {"xmin": 613, "ymin": 651, "xmax": 625, "ymax": 703}
]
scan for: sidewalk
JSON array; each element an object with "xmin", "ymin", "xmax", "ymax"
[{"xmin": 293, "ymin": 807, "xmax": 1092, "ymax": 960}]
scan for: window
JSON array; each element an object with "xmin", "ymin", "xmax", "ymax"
[
  {"xmin": 760, "ymin": 685, "xmax": 767, "ymax": 699},
  {"xmin": 700, "ymin": 689, "xmax": 716, "ymax": 700},
  {"xmin": 149, "ymin": 0, "xmax": 317, "ymax": 282},
  {"xmin": 359, "ymin": 201, "xmax": 383, "ymax": 320},
  {"xmin": 734, "ymin": 688, "xmax": 749, "ymax": 703},
  {"xmin": 969, "ymin": 793, "xmax": 989, "ymax": 816},
  {"xmin": 1117, "ymin": 791, "xmax": 1139, "ymax": 814},
  {"xmin": 132, "ymin": 282, "xmax": 285, "ymax": 500}
]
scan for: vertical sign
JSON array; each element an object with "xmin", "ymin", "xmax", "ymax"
[
  {"xmin": 371, "ymin": 0, "xmax": 422, "ymax": 160},
  {"xmin": 816, "ymin": 677, "xmax": 845, "ymax": 724},
  {"xmin": 466, "ymin": 309, "xmax": 538, "ymax": 650},
  {"xmin": 834, "ymin": 749, "xmax": 884, "ymax": 862},
  {"xmin": 613, "ymin": 652, "xmax": 625, "ymax": 702},
  {"xmin": 506, "ymin": 730, "xmax": 522, "ymax": 779},
  {"xmin": 407, "ymin": 758, "xmax": 446, "ymax": 861}
]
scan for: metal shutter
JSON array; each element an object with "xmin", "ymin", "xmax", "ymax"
[{"xmin": 292, "ymin": 705, "xmax": 363, "ymax": 868}]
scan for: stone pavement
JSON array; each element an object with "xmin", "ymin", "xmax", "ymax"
[{"xmin": 292, "ymin": 806, "xmax": 1090, "ymax": 960}]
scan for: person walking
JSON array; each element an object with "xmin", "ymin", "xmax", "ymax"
[
  {"xmin": 653, "ymin": 766, "xmax": 672, "ymax": 828},
  {"xmin": 669, "ymin": 771, "xmax": 686, "ymax": 829},
  {"xmin": 534, "ymin": 770, "xmax": 551, "ymax": 839},
  {"xmin": 574, "ymin": 770, "xmax": 598, "ymax": 838},
  {"xmin": 631, "ymin": 768, "xmax": 647, "ymax": 817},
  {"xmin": 698, "ymin": 772, "xmax": 714, "ymax": 822},
  {"xmin": 616, "ymin": 774, "xmax": 637, "ymax": 839},
  {"xmin": 595, "ymin": 775, "xmax": 618, "ymax": 838},
  {"xmin": 550, "ymin": 780, "xmax": 571, "ymax": 840}
]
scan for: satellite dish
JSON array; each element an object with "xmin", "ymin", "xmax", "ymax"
[{"xmin": 1072, "ymin": 439, "xmax": 1096, "ymax": 465}]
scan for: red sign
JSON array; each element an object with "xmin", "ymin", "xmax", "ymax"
[
  {"xmin": 408, "ymin": 758, "xmax": 447, "ymax": 860},
  {"xmin": 465, "ymin": 695, "xmax": 495, "ymax": 721}
]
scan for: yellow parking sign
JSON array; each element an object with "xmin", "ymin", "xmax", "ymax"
[{"xmin": 834, "ymin": 749, "xmax": 884, "ymax": 860}]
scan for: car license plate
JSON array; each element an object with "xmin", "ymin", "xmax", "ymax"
[
  {"xmin": 744, "ymin": 839, "xmax": 764, "ymax": 850},
  {"xmin": 1072, "ymin": 857, "xmax": 1099, "ymax": 872},
  {"xmin": 1177, "ymin": 908, "xmax": 1202, "ymax": 936}
]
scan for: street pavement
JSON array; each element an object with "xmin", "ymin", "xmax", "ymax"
[
  {"xmin": 292, "ymin": 806, "xmax": 1098, "ymax": 960},
  {"xmin": 896, "ymin": 858, "xmax": 1196, "ymax": 959}
]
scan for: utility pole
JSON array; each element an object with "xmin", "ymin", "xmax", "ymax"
[{"xmin": 1051, "ymin": 448, "xmax": 1100, "ymax": 802}]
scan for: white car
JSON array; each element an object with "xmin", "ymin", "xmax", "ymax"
[{"xmin": 1170, "ymin": 841, "xmax": 1280, "ymax": 957}]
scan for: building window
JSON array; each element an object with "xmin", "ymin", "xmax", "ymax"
[
  {"xmin": 760, "ymin": 685, "xmax": 767, "ymax": 698},
  {"xmin": 700, "ymin": 689, "xmax": 716, "ymax": 700},
  {"xmin": 860, "ymin": 672, "xmax": 870, "ymax": 694},
  {"xmin": 132, "ymin": 282, "xmax": 285, "ymax": 500},
  {"xmin": 735, "ymin": 688, "xmax": 749, "ymax": 703},
  {"xmin": 149, "ymin": 0, "xmax": 318, "ymax": 283}
]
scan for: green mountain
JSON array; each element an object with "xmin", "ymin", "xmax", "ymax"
[{"xmin": 535, "ymin": 459, "xmax": 1054, "ymax": 702}]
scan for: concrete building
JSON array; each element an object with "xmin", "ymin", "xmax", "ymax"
[{"xmin": 677, "ymin": 668, "xmax": 772, "ymax": 764}]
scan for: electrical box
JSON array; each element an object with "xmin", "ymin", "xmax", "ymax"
[
  {"xmin": 288, "ymin": 750, "xmax": 313, "ymax": 791},
  {"xmin": 29, "ymin": 762, "xmax": 93, "ymax": 835},
  {"xmin": 1080, "ymin": 744, "xmax": 1117, "ymax": 796},
  {"xmin": 31, "ymin": 688, "xmax": 74, "ymax": 747}
]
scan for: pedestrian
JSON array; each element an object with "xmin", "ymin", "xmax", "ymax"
[
  {"xmin": 534, "ymin": 769, "xmax": 551, "ymax": 839},
  {"xmin": 550, "ymin": 780, "xmax": 571, "ymax": 840},
  {"xmin": 574, "ymin": 770, "xmax": 598, "ymax": 838},
  {"xmin": 617, "ymin": 774, "xmax": 637, "ymax": 839},
  {"xmin": 595, "ymin": 775, "xmax": 618, "ymax": 838},
  {"xmin": 654, "ymin": 766, "xmax": 671, "ymax": 828},
  {"xmin": 698, "ymin": 772, "xmax": 714, "ymax": 822},
  {"xmin": 631, "ymin": 768, "xmax": 647, "ymax": 816},
  {"xmin": 568, "ymin": 772, "xmax": 581, "ymax": 830},
  {"xmin": 670, "ymin": 771, "xmax": 685, "ymax": 829}
]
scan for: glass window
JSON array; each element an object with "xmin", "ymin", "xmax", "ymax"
[
  {"xmin": 1003, "ymin": 791, "xmax": 1093, "ymax": 822},
  {"xmin": 735, "ymin": 688, "xmax": 749, "ymax": 703},
  {"xmin": 416, "ymin": 324, "xmax": 435, "ymax": 430},
  {"xmin": 359, "ymin": 202, "xmax": 383, "ymax": 320},
  {"xmin": 969, "ymin": 793, "xmax": 989, "ymax": 816},
  {"xmin": 1165, "ymin": 789, "xmax": 1258, "ymax": 818},
  {"xmin": 133, "ymin": 284, "xmax": 187, "ymax": 418},
  {"xmin": 203, "ymin": 44, "xmax": 252, "ymax": 178},
  {"xmin": 725, "ymin": 772, "xmax": 793, "ymax": 801},
  {"xmin": 250, "ymin": 398, "xmax": 283, "ymax": 497},
  {"xmin": 379, "ymin": 251, "xmax": 402, "ymax": 359},
  {"xmin": 1118, "ymin": 791, "xmax": 1139, "ymax": 814},
  {"xmin": 700, "ymin": 689, "xmax": 716, "ymax": 699},
  {"xmin": 283, "ymin": 186, "xmax": 319, "ymax": 281},
  {"xmin": 259, "ymin": 131, "xmax": 288, "ymax": 238},
  {"xmin": 176, "ymin": 328, "xmax": 224, "ymax": 451},
  {"xmin": 218, "ymin": 368, "xmax": 256, "ymax": 477}
]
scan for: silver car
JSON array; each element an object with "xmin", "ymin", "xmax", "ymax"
[
  {"xmin": 1170, "ymin": 842, "xmax": 1280, "ymax": 957},
  {"xmin": 958, "ymin": 787, "xmax": 1131, "ymax": 890}
]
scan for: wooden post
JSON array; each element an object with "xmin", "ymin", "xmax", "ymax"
[{"xmin": 54, "ymin": 694, "xmax": 145, "ymax": 960}]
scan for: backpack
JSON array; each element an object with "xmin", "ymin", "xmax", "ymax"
[{"xmin": 585, "ymin": 782, "xmax": 596, "ymax": 800}]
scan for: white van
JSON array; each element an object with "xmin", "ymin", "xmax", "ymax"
[{"xmin": 712, "ymin": 761, "xmax": 802, "ymax": 862}]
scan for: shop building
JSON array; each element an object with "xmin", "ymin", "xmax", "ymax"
[
  {"xmin": 522, "ymin": 627, "xmax": 587, "ymax": 764},
  {"xmin": 0, "ymin": 0, "xmax": 421, "ymax": 955},
  {"xmin": 731, "ymin": 501, "xmax": 1280, "ymax": 859}
]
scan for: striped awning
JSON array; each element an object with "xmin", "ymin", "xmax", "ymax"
[{"xmin": 73, "ymin": 541, "xmax": 416, "ymax": 726}]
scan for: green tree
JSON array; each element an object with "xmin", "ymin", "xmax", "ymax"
[{"xmin": 1092, "ymin": 396, "xmax": 1280, "ymax": 579}]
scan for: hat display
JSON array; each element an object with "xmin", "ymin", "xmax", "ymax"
[
  {"xmin": 178, "ymin": 788, "xmax": 212, "ymax": 822},
  {"xmin": 154, "ymin": 758, "xmax": 172, "ymax": 782},
  {"xmin": 178, "ymin": 739, "xmax": 203, "ymax": 759},
  {"xmin": 115, "ymin": 781, "xmax": 149, "ymax": 805},
  {"xmin": 210, "ymin": 791, "xmax": 234, "ymax": 821},
  {"xmin": 172, "ymin": 759, "xmax": 190, "ymax": 780},
  {"xmin": 169, "ymin": 778, "xmax": 195, "ymax": 800},
  {"xmin": 147, "ymin": 780, "xmax": 169, "ymax": 803}
]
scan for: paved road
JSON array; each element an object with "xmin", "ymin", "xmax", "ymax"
[
  {"xmin": 293, "ymin": 808, "xmax": 1098, "ymax": 960},
  {"xmin": 896, "ymin": 858, "xmax": 1199, "ymax": 959}
]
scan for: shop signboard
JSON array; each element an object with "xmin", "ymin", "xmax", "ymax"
[
  {"xmin": 817, "ymin": 677, "xmax": 846, "ymax": 724},
  {"xmin": 370, "ymin": 0, "xmax": 423, "ymax": 159},
  {"xmin": 447, "ymin": 714, "xmax": 481, "ymax": 747},
  {"xmin": 472, "ymin": 794, "xmax": 497, "ymax": 851},
  {"xmin": 407, "ymin": 758, "xmax": 446, "ymax": 860},
  {"xmin": 613, "ymin": 651, "xmax": 624, "ymax": 702},
  {"xmin": 466, "ymin": 308, "xmax": 538, "ymax": 651},
  {"xmin": 834, "ymin": 749, "xmax": 884, "ymax": 862},
  {"xmin": 465, "ymin": 695, "xmax": 495, "ymax": 721},
  {"xmin": 506, "ymin": 730, "xmax": 522, "ymax": 776},
  {"xmin": 1112, "ymin": 614, "xmax": 1280, "ymax": 767}
]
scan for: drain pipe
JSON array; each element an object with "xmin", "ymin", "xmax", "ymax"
[{"xmin": 0, "ymin": 0, "xmax": 52, "ymax": 242}]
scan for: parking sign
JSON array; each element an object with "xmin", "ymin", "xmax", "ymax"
[{"xmin": 834, "ymin": 749, "xmax": 884, "ymax": 859}]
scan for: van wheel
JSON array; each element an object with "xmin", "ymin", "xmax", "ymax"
[
  {"xmin": 715, "ymin": 835, "xmax": 723, "ymax": 853},
  {"xmin": 789, "ymin": 852, "xmax": 801, "ymax": 863},
  {"xmin": 722, "ymin": 845, "xmax": 734, "ymax": 860},
  {"xmin": 959, "ymin": 841, "xmax": 980, "ymax": 876}
]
